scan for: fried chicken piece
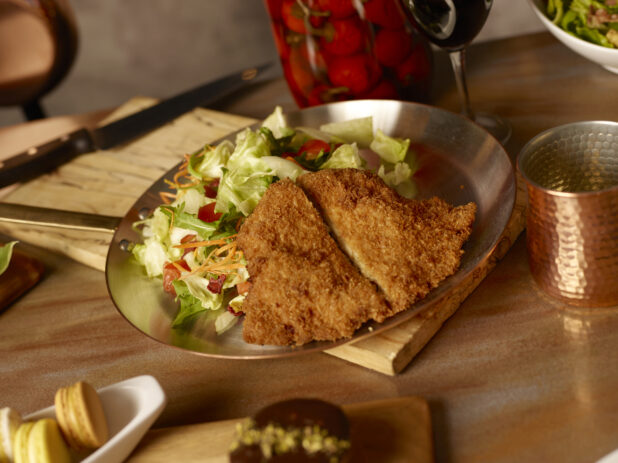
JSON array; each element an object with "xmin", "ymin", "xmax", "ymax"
[
  {"xmin": 297, "ymin": 168, "xmax": 476, "ymax": 314},
  {"xmin": 237, "ymin": 178, "xmax": 390, "ymax": 346}
]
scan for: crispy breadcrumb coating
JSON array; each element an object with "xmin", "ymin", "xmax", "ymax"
[
  {"xmin": 297, "ymin": 168, "xmax": 476, "ymax": 314},
  {"xmin": 237, "ymin": 179, "xmax": 391, "ymax": 346}
]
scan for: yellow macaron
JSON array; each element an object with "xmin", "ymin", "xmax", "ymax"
[
  {"xmin": 54, "ymin": 381, "xmax": 108, "ymax": 452},
  {"xmin": 0, "ymin": 407, "xmax": 22, "ymax": 463},
  {"xmin": 13, "ymin": 419, "xmax": 70, "ymax": 463}
]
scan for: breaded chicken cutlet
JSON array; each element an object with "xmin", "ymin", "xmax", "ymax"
[
  {"xmin": 236, "ymin": 179, "xmax": 391, "ymax": 346},
  {"xmin": 297, "ymin": 168, "xmax": 476, "ymax": 314}
]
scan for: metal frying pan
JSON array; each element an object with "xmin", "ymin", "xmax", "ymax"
[{"xmin": 2, "ymin": 100, "xmax": 517, "ymax": 358}]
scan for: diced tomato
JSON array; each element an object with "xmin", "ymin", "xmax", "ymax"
[
  {"xmin": 204, "ymin": 185, "xmax": 217, "ymax": 199},
  {"xmin": 198, "ymin": 202, "xmax": 222, "ymax": 223},
  {"xmin": 236, "ymin": 280, "xmax": 252, "ymax": 295},
  {"xmin": 297, "ymin": 139, "xmax": 331, "ymax": 160},
  {"xmin": 203, "ymin": 179, "xmax": 219, "ymax": 199},
  {"xmin": 207, "ymin": 274, "xmax": 227, "ymax": 295},
  {"xmin": 227, "ymin": 305, "xmax": 244, "ymax": 317},
  {"xmin": 181, "ymin": 234, "xmax": 196, "ymax": 243},
  {"xmin": 162, "ymin": 260, "xmax": 190, "ymax": 296},
  {"xmin": 180, "ymin": 234, "xmax": 197, "ymax": 256}
]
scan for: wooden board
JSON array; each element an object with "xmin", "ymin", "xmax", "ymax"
[
  {"xmin": 0, "ymin": 97, "xmax": 526, "ymax": 375},
  {"xmin": 127, "ymin": 396, "xmax": 433, "ymax": 463}
]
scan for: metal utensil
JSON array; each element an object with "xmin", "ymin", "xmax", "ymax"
[
  {"xmin": 518, "ymin": 120, "xmax": 618, "ymax": 307},
  {"xmin": 0, "ymin": 100, "xmax": 516, "ymax": 358},
  {"xmin": 0, "ymin": 62, "xmax": 274, "ymax": 188}
]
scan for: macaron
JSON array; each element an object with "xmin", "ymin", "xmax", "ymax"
[
  {"xmin": 54, "ymin": 381, "xmax": 108, "ymax": 452},
  {"xmin": 0, "ymin": 407, "xmax": 22, "ymax": 463},
  {"xmin": 13, "ymin": 419, "xmax": 71, "ymax": 463},
  {"xmin": 12, "ymin": 421, "xmax": 33, "ymax": 463}
]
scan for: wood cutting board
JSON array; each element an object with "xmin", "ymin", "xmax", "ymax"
[
  {"xmin": 127, "ymin": 396, "xmax": 433, "ymax": 463},
  {"xmin": 0, "ymin": 97, "xmax": 527, "ymax": 375}
]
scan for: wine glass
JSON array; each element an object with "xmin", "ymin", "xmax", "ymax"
[{"xmin": 399, "ymin": 0, "xmax": 511, "ymax": 144}]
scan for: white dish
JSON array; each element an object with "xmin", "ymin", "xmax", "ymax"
[
  {"xmin": 527, "ymin": 0, "xmax": 618, "ymax": 74},
  {"xmin": 25, "ymin": 375, "xmax": 167, "ymax": 463}
]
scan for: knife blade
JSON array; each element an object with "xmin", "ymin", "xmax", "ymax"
[{"xmin": 0, "ymin": 62, "xmax": 274, "ymax": 188}]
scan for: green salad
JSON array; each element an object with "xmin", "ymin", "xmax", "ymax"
[
  {"xmin": 131, "ymin": 107, "xmax": 417, "ymax": 334},
  {"xmin": 546, "ymin": 0, "xmax": 618, "ymax": 48}
]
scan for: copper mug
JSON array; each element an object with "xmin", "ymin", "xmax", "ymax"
[{"xmin": 518, "ymin": 121, "xmax": 618, "ymax": 307}]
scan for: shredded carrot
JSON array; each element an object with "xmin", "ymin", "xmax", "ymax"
[
  {"xmin": 171, "ymin": 261, "xmax": 187, "ymax": 273},
  {"xmin": 173, "ymin": 235, "xmax": 236, "ymax": 249},
  {"xmin": 214, "ymin": 242, "xmax": 236, "ymax": 256},
  {"xmin": 161, "ymin": 146, "xmax": 248, "ymax": 283},
  {"xmin": 159, "ymin": 191, "xmax": 176, "ymax": 204}
]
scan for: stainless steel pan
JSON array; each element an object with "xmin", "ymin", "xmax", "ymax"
[{"xmin": 0, "ymin": 100, "xmax": 516, "ymax": 359}]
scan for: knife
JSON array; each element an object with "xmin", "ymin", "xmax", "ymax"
[{"xmin": 0, "ymin": 62, "xmax": 275, "ymax": 188}]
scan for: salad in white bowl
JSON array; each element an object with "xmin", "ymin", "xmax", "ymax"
[{"xmin": 528, "ymin": 0, "xmax": 618, "ymax": 73}]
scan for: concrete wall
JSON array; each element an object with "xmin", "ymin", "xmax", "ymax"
[{"xmin": 0, "ymin": 0, "xmax": 545, "ymax": 126}]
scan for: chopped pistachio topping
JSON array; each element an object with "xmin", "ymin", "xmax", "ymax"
[{"xmin": 229, "ymin": 418, "xmax": 351, "ymax": 461}]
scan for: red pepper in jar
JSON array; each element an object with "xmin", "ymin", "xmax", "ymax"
[
  {"xmin": 281, "ymin": 0, "xmax": 326, "ymax": 34},
  {"xmin": 266, "ymin": 0, "xmax": 284, "ymax": 20},
  {"xmin": 319, "ymin": 17, "xmax": 366, "ymax": 56},
  {"xmin": 271, "ymin": 22, "xmax": 291, "ymax": 60},
  {"xmin": 306, "ymin": 84, "xmax": 349, "ymax": 105},
  {"xmin": 327, "ymin": 53, "xmax": 381, "ymax": 94},
  {"xmin": 363, "ymin": 0, "xmax": 405, "ymax": 28},
  {"xmin": 316, "ymin": 0, "xmax": 357, "ymax": 18},
  {"xmin": 359, "ymin": 79, "xmax": 399, "ymax": 99},
  {"xmin": 396, "ymin": 42, "xmax": 432, "ymax": 86},
  {"xmin": 373, "ymin": 27, "xmax": 412, "ymax": 67},
  {"xmin": 291, "ymin": 42, "xmax": 326, "ymax": 86},
  {"xmin": 264, "ymin": 0, "xmax": 433, "ymax": 107}
]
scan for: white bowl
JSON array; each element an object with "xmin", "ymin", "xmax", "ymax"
[
  {"xmin": 26, "ymin": 375, "xmax": 167, "ymax": 463},
  {"xmin": 527, "ymin": 0, "xmax": 618, "ymax": 74}
]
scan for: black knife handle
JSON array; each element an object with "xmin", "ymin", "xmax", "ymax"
[{"xmin": 0, "ymin": 128, "xmax": 95, "ymax": 189}]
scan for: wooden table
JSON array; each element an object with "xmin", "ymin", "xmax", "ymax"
[{"xmin": 1, "ymin": 32, "xmax": 617, "ymax": 463}]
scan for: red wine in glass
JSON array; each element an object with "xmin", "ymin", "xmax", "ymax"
[{"xmin": 400, "ymin": 0, "xmax": 511, "ymax": 143}]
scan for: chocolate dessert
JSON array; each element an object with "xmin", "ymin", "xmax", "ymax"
[{"xmin": 229, "ymin": 399, "xmax": 351, "ymax": 462}]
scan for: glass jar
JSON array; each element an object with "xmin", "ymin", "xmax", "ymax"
[{"xmin": 264, "ymin": 0, "xmax": 433, "ymax": 108}]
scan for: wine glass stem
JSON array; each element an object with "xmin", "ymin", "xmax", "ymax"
[{"xmin": 448, "ymin": 49, "xmax": 474, "ymax": 119}]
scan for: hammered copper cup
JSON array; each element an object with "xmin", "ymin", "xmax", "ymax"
[{"xmin": 518, "ymin": 121, "xmax": 618, "ymax": 307}]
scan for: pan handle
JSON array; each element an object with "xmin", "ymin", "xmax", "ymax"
[{"xmin": 0, "ymin": 203, "xmax": 120, "ymax": 233}]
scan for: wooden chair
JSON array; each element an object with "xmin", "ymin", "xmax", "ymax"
[{"xmin": 0, "ymin": 0, "xmax": 78, "ymax": 120}]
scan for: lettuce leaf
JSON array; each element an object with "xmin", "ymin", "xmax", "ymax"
[
  {"xmin": 262, "ymin": 105, "xmax": 294, "ymax": 139},
  {"xmin": 132, "ymin": 240, "xmax": 169, "ymax": 277},
  {"xmin": 159, "ymin": 204, "xmax": 218, "ymax": 238},
  {"xmin": 0, "ymin": 241, "xmax": 18, "ymax": 276},
  {"xmin": 370, "ymin": 129, "xmax": 411, "ymax": 164},
  {"xmin": 319, "ymin": 116, "xmax": 374, "ymax": 148},
  {"xmin": 320, "ymin": 143, "xmax": 365, "ymax": 169},
  {"xmin": 188, "ymin": 140, "xmax": 234, "ymax": 180}
]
